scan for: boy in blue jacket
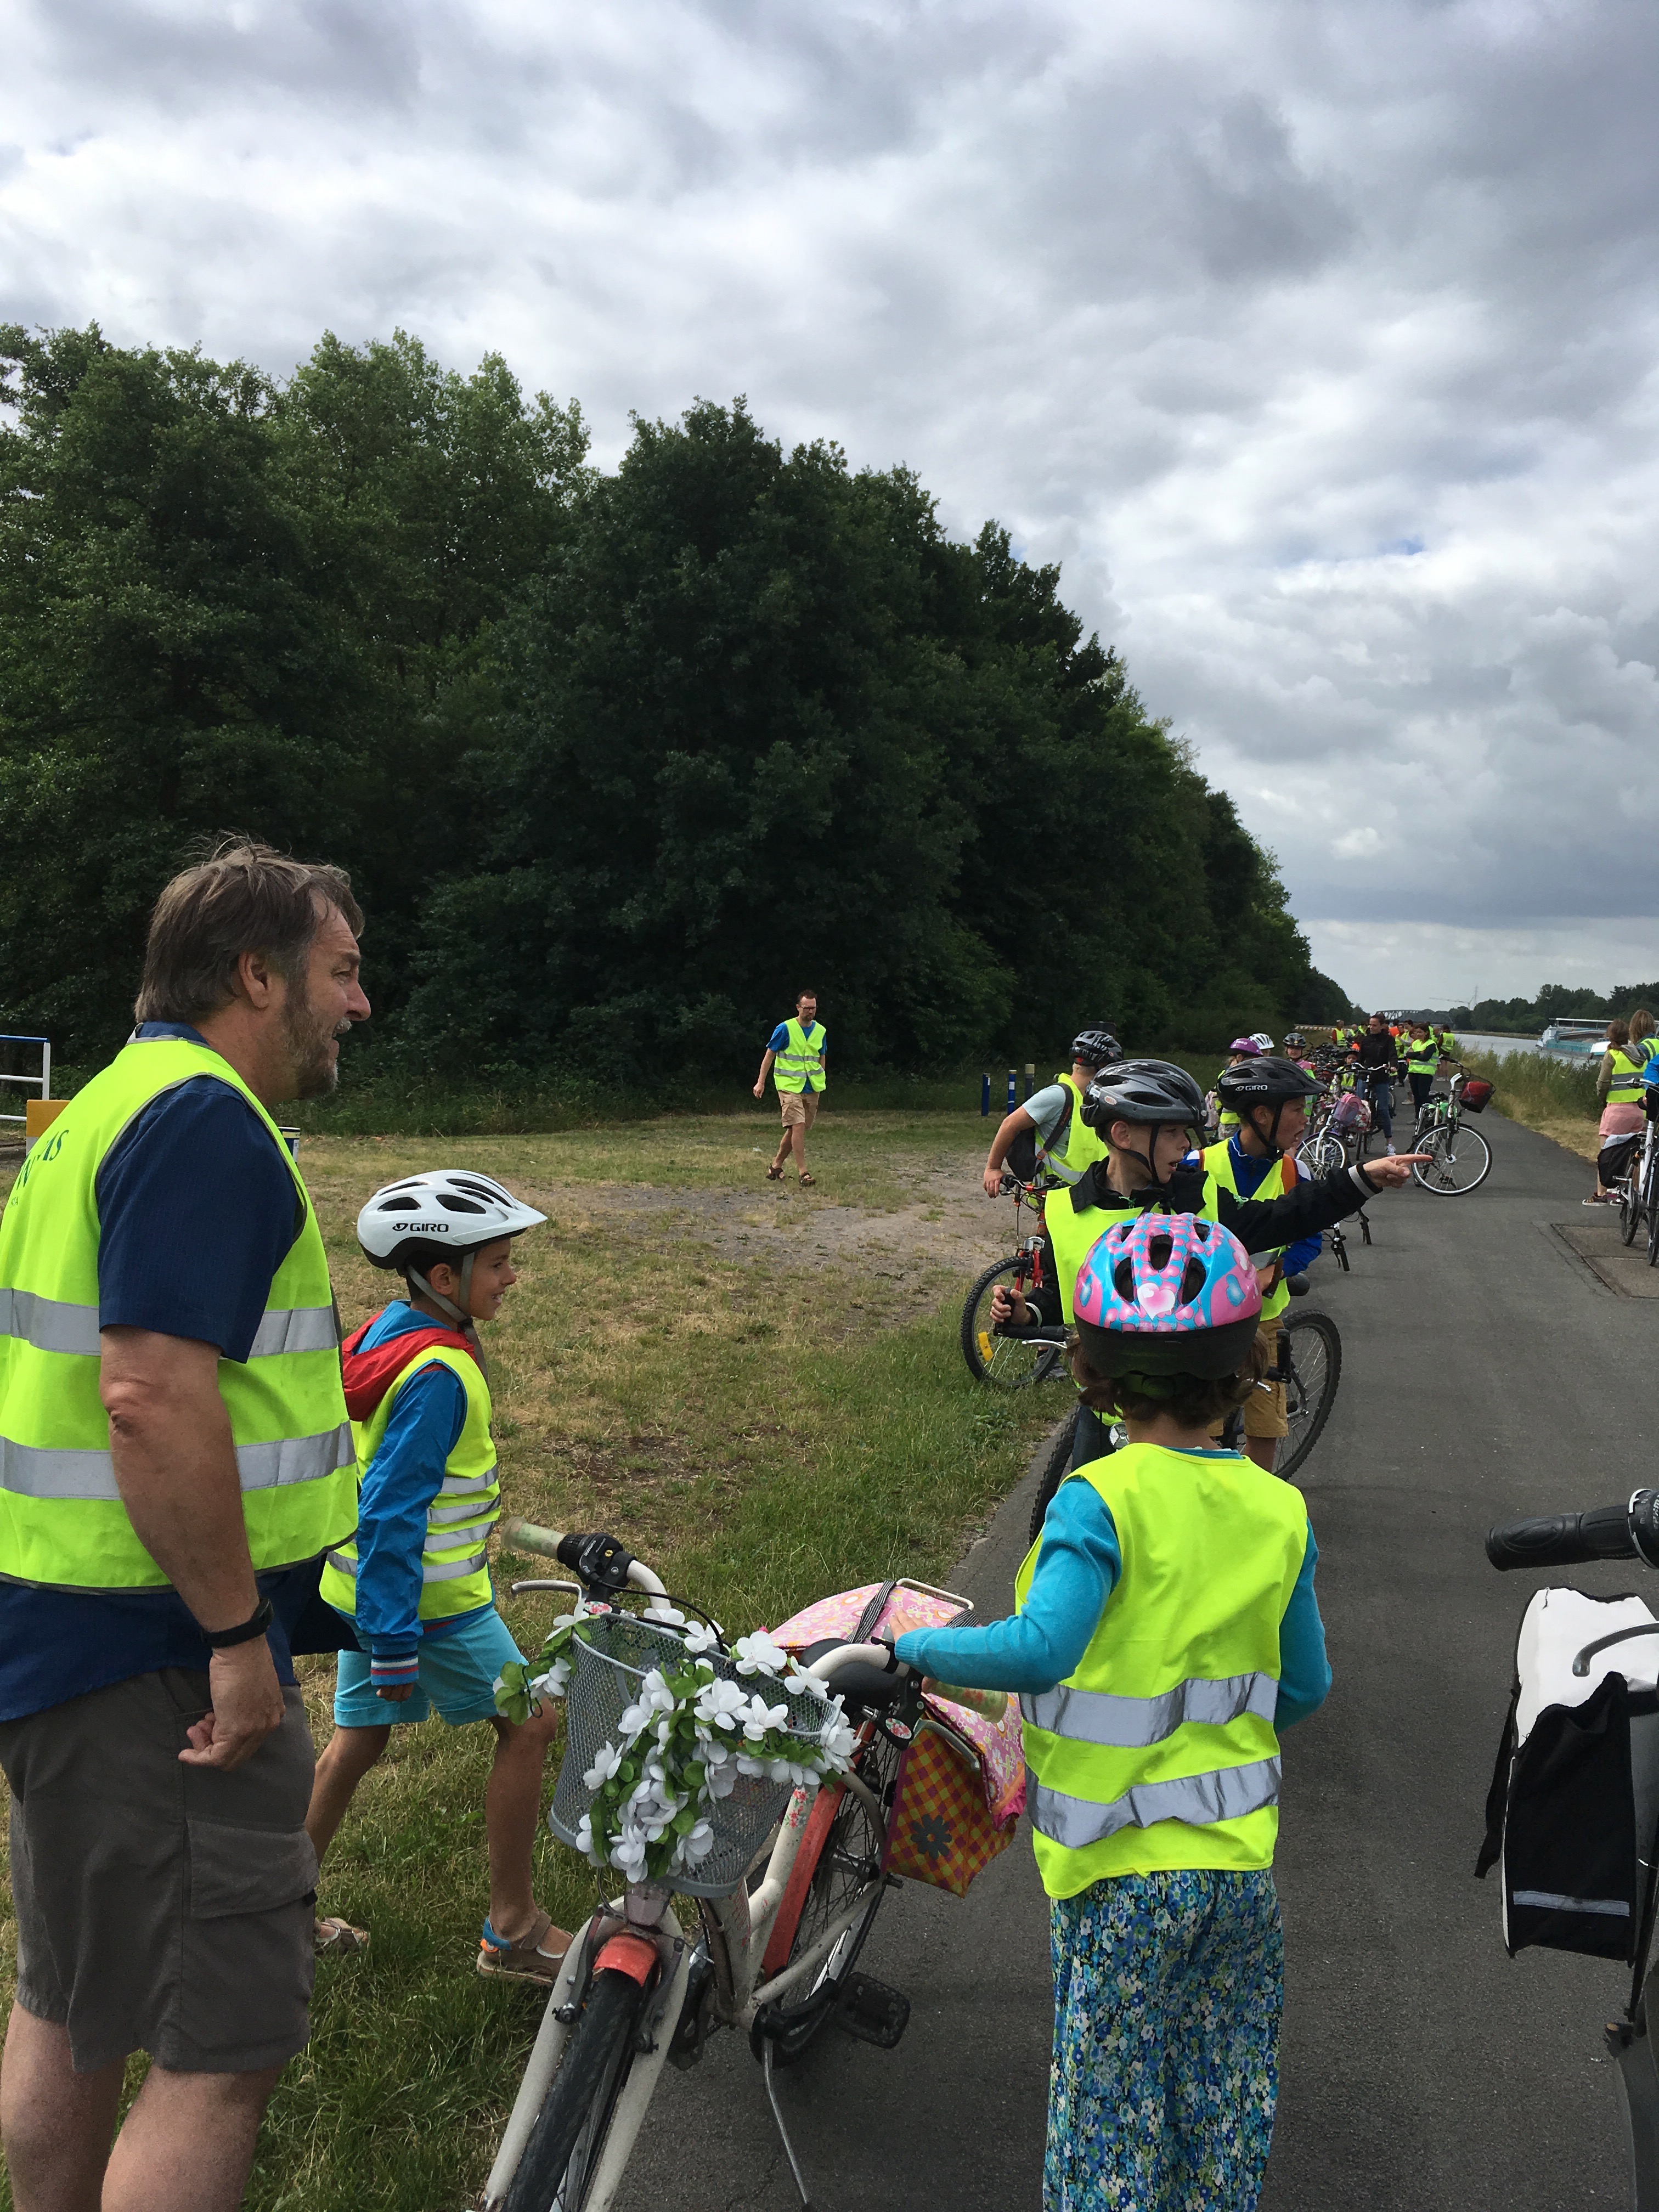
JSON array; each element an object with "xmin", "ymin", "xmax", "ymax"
[{"xmin": 304, "ymin": 1170, "xmax": 568, "ymax": 1982}]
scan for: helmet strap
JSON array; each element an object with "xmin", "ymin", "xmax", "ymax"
[{"xmin": 404, "ymin": 1258, "xmax": 486, "ymax": 1364}]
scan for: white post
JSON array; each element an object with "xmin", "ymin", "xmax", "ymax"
[{"xmin": 40, "ymin": 1041, "xmax": 50, "ymax": 1101}]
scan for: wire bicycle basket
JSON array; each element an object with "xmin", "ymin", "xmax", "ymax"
[{"xmin": 550, "ymin": 1611, "xmax": 838, "ymax": 1898}]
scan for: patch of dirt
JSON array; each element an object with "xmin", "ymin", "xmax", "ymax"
[{"xmin": 513, "ymin": 1148, "xmax": 1021, "ymax": 1311}]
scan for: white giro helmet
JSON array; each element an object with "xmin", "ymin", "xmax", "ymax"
[
  {"xmin": 1249, "ymin": 1032, "xmax": 1275, "ymax": 1052},
  {"xmin": 358, "ymin": 1171, "xmax": 545, "ymax": 1328}
]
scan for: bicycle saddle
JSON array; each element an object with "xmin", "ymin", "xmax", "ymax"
[{"xmin": 797, "ymin": 1638, "xmax": 914, "ymax": 1716}]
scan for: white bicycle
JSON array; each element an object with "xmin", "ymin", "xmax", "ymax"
[{"xmin": 481, "ymin": 1525, "xmax": 1003, "ymax": 2212}]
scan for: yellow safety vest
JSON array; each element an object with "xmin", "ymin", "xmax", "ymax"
[
  {"xmin": 0, "ymin": 1036, "xmax": 355, "ymax": 1592},
  {"xmin": 1202, "ymin": 1141, "xmax": 1297, "ymax": 1321},
  {"xmin": 1045, "ymin": 1159, "xmax": 1233, "ymax": 1325},
  {"xmin": 774, "ymin": 1019, "xmax": 827, "ymax": 1094},
  {"xmin": 320, "ymin": 1339, "xmax": 499, "ymax": 1624},
  {"xmin": 1406, "ymin": 1036, "xmax": 1438, "ymax": 1076},
  {"xmin": 1035, "ymin": 1074, "xmax": 1108, "ymax": 1189},
  {"xmin": 1014, "ymin": 1442, "xmax": 1308, "ymax": 1897},
  {"xmin": 1607, "ymin": 1042, "xmax": 1656, "ymax": 1106}
]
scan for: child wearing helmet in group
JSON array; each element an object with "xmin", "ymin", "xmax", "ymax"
[
  {"xmin": 1211, "ymin": 1036, "xmax": 1263, "ymax": 1136},
  {"xmin": 893, "ymin": 1214, "xmax": 1330, "ymax": 2208},
  {"xmin": 304, "ymin": 1171, "xmax": 570, "ymax": 1982}
]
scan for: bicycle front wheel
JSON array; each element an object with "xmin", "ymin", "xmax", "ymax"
[
  {"xmin": 1623, "ymin": 1176, "xmax": 1643, "ymax": 1246},
  {"xmin": 960, "ymin": 1259, "xmax": 1061, "ymax": 1388},
  {"xmin": 503, "ymin": 1968, "xmax": 644, "ymax": 2212},
  {"xmin": 1274, "ymin": 1312, "xmax": 1342, "ymax": 1481},
  {"xmin": 1412, "ymin": 1121, "xmax": 1492, "ymax": 1195},
  {"xmin": 761, "ymin": 1726, "xmax": 901, "ymax": 2064},
  {"xmin": 1305, "ymin": 1134, "xmax": 1344, "ymax": 1178}
]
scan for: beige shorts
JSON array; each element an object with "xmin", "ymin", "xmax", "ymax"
[
  {"xmin": 780, "ymin": 1090, "xmax": 820, "ymax": 1129},
  {"xmin": 1209, "ymin": 1312, "xmax": 1288, "ymax": 1441}
]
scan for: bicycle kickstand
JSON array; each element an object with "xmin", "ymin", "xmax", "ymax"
[{"xmin": 761, "ymin": 2039, "xmax": 815, "ymax": 2210}]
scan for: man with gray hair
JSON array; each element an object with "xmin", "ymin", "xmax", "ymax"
[{"xmin": 0, "ymin": 838, "xmax": 369, "ymax": 2212}]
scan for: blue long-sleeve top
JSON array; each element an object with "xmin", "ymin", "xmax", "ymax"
[
  {"xmin": 337, "ymin": 1303, "xmax": 492, "ymax": 1680},
  {"xmin": 1227, "ymin": 1131, "xmax": 1322, "ymax": 1278},
  {"xmin": 894, "ymin": 1454, "xmax": 1331, "ymax": 1729}
]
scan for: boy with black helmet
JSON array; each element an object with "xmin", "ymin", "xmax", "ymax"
[
  {"xmin": 980, "ymin": 1025, "xmax": 1122, "ymax": 1198},
  {"xmin": 994, "ymin": 1057, "xmax": 1425, "ymax": 1465},
  {"xmin": 304, "ymin": 1171, "xmax": 570, "ymax": 1982}
]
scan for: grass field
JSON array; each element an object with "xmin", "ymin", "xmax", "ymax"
[
  {"xmin": 0, "ymin": 1107, "xmax": 1057, "ymax": 2211},
  {"xmin": 1462, "ymin": 1048, "xmax": 1602, "ymax": 1165}
]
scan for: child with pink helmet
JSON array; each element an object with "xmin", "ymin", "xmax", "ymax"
[{"xmin": 893, "ymin": 1212, "xmax": 1329, "ymax": 2210}]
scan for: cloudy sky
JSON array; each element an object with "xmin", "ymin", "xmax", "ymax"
[{"xmin": 4, "ymin": 0, "xmax": 1657, "ymax": 1008}]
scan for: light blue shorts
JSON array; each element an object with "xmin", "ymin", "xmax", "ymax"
[{"xmin": 332, "ymin": 1606, "xmax": 527, "ymax": 1730}]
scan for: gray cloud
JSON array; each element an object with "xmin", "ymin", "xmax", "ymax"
[{"xmin": 3, "ymin": 0, "xmax": 1657, "ymax": 1000}]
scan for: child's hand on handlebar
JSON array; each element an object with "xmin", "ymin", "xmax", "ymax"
[
  {"xmin": 981, "ymin": 1163, "xmax": 1005, "ymax": 1198},
  {"xmin": 989, "ymin": 1283, "xmax": 1030, "ymax": 1326}
]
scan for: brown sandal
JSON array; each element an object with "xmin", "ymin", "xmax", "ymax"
[
  {"xmin": 477, "ymin": 1911, "xmax": 571, "ymax": 1986},
  {"xmin": 798, "ymin": 1172, "xmax": 816, "ymax": 1187},
  {"xmin": 766, "ymin": 1164, "xmax": 785, "ymax": 1180},
  {"xmin": 314, "ymin": 1914, "xmax": 370, "ymax": 1956}
]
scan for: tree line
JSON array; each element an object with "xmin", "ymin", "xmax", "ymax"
[
  {"xmin": 0, "ymin": 323, "xmax": 1339, "ymax": 1086},
  {"xmin": 1415, "ymin": 982, "xmax": 1659, "ymax": 1034}
]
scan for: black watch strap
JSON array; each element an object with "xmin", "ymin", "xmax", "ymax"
[{"xmin": 204, "ymin": 1596, "xmax": 274, "ymax": 1650}]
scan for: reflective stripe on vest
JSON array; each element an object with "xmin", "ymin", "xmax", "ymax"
[
  {"xmin": 1028, "ymin": 1756, "xmax": 1282, "ymax": 1849},
  {"xmin": 1609, "ymin": 1042, "xmax": 1655, "ymax": 1105},
  {"xmin": 0, "ymin": 1286, "xmax": 338, "ymax": 1361},
  {"xmin": 774, "ymin": 1018, "xmax": 827, "ymax": 1093},
  {"xmin": 1021, "ymin": 1670, "xmax": 1278, "ymax": 1747},
  {"xmin": 0, "ymin": 1037, "xmax": 356, "ymax": 1592},
  {"xmin": 1012, "ymin": 1441, "xmax": 1308, "ymax": 1897},
  {"xmin": 320, "ymin": 1339, "xmax": 500, "ymax": 1619}
]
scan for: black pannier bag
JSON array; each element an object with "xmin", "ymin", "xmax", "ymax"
[
  {"xmin": 1599, "ymin": 1133, "xmax": 1640, "ymax": 1188},
  {"xmin": 1477, "ymin": 1588, "xmax": 1659, "ymax": 1963},
  {"xmin": 1003, "ymin": 1086, "xmax": 1072, "ymax": 1184}
]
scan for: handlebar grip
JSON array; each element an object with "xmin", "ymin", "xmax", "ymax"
[{"xmin": 1486, "ymin": 1499, "xmax": 1637, "ymax": 1571}]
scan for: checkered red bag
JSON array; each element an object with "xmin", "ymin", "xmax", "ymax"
[{"xmin": 884, "ymin": 1722, "xmax": 1018, "ymax": 1897}]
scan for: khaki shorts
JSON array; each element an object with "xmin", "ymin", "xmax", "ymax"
[
  {"xmin": 1209, "ymin": 1312, "xmax": 1288, "ymax": 1442},
  {"xmin": 780, "ymin": 1089, "xmax": 820, "ymax": 1129},
  {"xmin": 1, "ymin": 1670, "xmax": 318, "ymax": 2075}
]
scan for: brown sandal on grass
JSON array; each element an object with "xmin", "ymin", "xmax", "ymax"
[
  {"xmin": 798, "ymin": 1172, "xmax": 816, "ymax": 1187},
  {"xmin": 477, "ymin": 1911, "xmax": 571, "ymax": 1986},
  {"xmin": 314, "ymin": 1915, "xmax": 370, "ymax": 1956},
  {"xmin": 766, "ymin": 1164, "xmax": 785, "ymax": 1180}
]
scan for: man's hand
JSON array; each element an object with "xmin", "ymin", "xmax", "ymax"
[
  {"xmin": 376, "ymin": 1682, "xmax": 416, "ymax": 1703},
  {"xmin": 1359, "ymin": 1154, "xmax": 1432, "ymax": 1190},
  {"xmin": 982, "ymin": 1163, "xmax": 1005, "ymax": 1199},
  {"xmin": 179, "ymin": 1637, "xmax": 286, "ymax": 1771},
  {"xmin": 989, "ymin": 1283, "xmax": 1030, "ymax": 1327},
  {"xmin": 752, "ymin": 1080, "xmax": 764, "ymax": 1099}
]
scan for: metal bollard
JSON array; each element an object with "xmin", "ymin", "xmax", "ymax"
[
  {"xmin": 1024, "ymin": 1062, "xmax": 1035, "ymax": 1102},
  {"xmin": 981, "ymin": 1073, "xmax": 991, "ymax": 1116},
  {"xmin": 1006, "ymin": 1068, "xmax": 1017, "ymax": 1110}
]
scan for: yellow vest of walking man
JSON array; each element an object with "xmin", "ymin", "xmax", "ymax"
[
  {"xmin": 0, "ymin": 839, "xmax": 368, "ymax": 2212},
  {"xmin": 755, "ymin": 990, "xmax": 827, "ymax": 1187}
]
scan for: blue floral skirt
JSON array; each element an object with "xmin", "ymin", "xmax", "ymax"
[{"xmin": 1046, "ymin": 1867, "xmax": 1283, "ymax": 2211}]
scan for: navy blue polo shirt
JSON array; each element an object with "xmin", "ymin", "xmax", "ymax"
[{"xmin": 0, "ymin": 1023, "xmax": 341, "ymax": 1720}]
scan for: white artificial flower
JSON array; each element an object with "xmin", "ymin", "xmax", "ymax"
[
  {"xmin": 583, "ymin": 1740, "xmax": 624, "ymax": 1791},
  {"xmin": 683, "ymin": 1620, "xmax": 719, "ymax": 1655},
  {"xmin": 742, "ymin": 1697, "xmax": 789, "ymax": 1743},
  {"xmin": 735, "ymin": 1752, "xmax": 767, "ymax": 1778},
  {"xmin": 656, "ymin": 1716, "xmax": 674, "ymax": 1746},
  {"xmin": 732, "ymin": 1630, "xmax": 790, "ymax": 1678},
  {"xmin": 821, "ymin": 1712, "xmax": 859, "ymax": 1767},
  {"xmin": 612, "ymin": 1833, "xmax": 648, "ymax": 1876},
  {"xmin": 642, "ymin": 1604, "xmax": 686, "ymax": 1626},
  {"xmin": 706, "ymin": 1761, "xmax": 739, "ymax": 1798},
  {"xmin": 695, "ymin": 1678, "xmax": 751, "ymax": 1730},
  {"xmin": 537, "ymin": 1659, "xmax": 572, "ymax": 1700},
  {"xmin": 681, "ymin": 1819, "xmax": 715, "ymax": 1863}
]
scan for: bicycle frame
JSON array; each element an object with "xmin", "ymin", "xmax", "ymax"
[{"xmin": 482, "ymin": 1562, "xmax": 997, "ymax": 2212}]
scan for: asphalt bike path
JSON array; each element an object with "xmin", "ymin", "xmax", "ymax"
[{"xmin": 607, "ymin": 1109, "xmax": 1637, "ymax": 2210}]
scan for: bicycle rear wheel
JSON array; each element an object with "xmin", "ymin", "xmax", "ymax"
[
  {"xmin": 502, "ymin": 1968, "xmax": 644, "ymax": 2212},
  {"xmin": 1274, "ymin": 1312, "xmax": 1342, "ymax": 1481},
  {"xmin": 1028, "ymin": 1406, "xmax": 1080, "ymax": 1546},
  {"xmin": 1412, "ymin": 1121, "xmax": 1491, "ymax": 1195},
  {"xmin": 1623, "ymin": 1176, "xmax": 1643, "ymax": 1246},
  {"xmin": 959, "ymin": 1259, "xmax": 1062, "ymax": 1388},
  {"xmin": 761, "ymin": 1727, "xmax": 901, "ymax": 2064},
  {"xmin": 1649, "ymin": 1169, "xmax": 1659, "ymax": 1268},
  {"xmin": 1305, "ymin": 1134, "xmax": 1344, "ymax": 1178}
]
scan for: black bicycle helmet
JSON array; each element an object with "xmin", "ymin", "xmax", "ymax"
[
  {"xmin": 1071, "ymin": 1026, "xmax": 1123, "ymax": 1069},
  {"xmin": 1081, "ymin": 1059, "xmax": 1206, "ymax": 1132},
  {"xmin": 1282, "ymin": 1031, "xmax": 1306, "ymax": 1052},
  {"xmin": 1215, "ymin": 1056, "xmax": 1322, "ymax": 1108}
]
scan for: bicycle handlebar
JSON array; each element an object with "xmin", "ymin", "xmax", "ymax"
[
  {"xmin": 797, "ymin": 1640, "xmax": 1008, "ymax": 1722},
  {"xmin": 498, "ymin": 1518, "xmax": 668, "ymax": 1598},
  {"xmin": 1486, "ymin": 1489, "xmax": 1659, "ymax": 1572}
]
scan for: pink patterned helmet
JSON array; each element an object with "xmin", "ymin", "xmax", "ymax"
[{"xmin": 1073, "ymin": 1213, "xmax": 1262, "ymax": 1379}]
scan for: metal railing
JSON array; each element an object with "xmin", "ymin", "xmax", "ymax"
[{"xmin": 0, "ymin": 1036, "xmax": 50, "ymax": 1128}]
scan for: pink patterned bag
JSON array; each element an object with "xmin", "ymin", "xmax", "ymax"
[{"xmin": 769, "ymin": 1582, "xmax": 1025, "ymax": 1839}]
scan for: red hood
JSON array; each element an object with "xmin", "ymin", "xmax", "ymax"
[{"xmin": 341, "ymin": 1313, "xmax": 477, "ymax": 1422}]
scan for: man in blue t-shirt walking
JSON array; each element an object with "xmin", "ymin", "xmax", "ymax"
[{"xmin": 754, "ymin": 989, "xmax": 827, "ymax": 1186}]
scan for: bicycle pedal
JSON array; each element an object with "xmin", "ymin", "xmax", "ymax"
[{"xmin": 834, "ymin": 1971, "xmax": 910, "ymax": 2050}]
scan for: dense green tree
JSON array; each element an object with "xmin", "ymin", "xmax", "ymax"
[{"xmin": 1, "ymin": 330, "xmax": 1321, "ymax": 1082}]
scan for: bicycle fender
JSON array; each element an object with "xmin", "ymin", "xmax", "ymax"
[
  {"xmin": 594, "ymin": 1931, "xmax": 661, "ymax": 1987},
  {"xmin": 760, "ymin": 1778, "xmax": 848, "ymax": 1980}
]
